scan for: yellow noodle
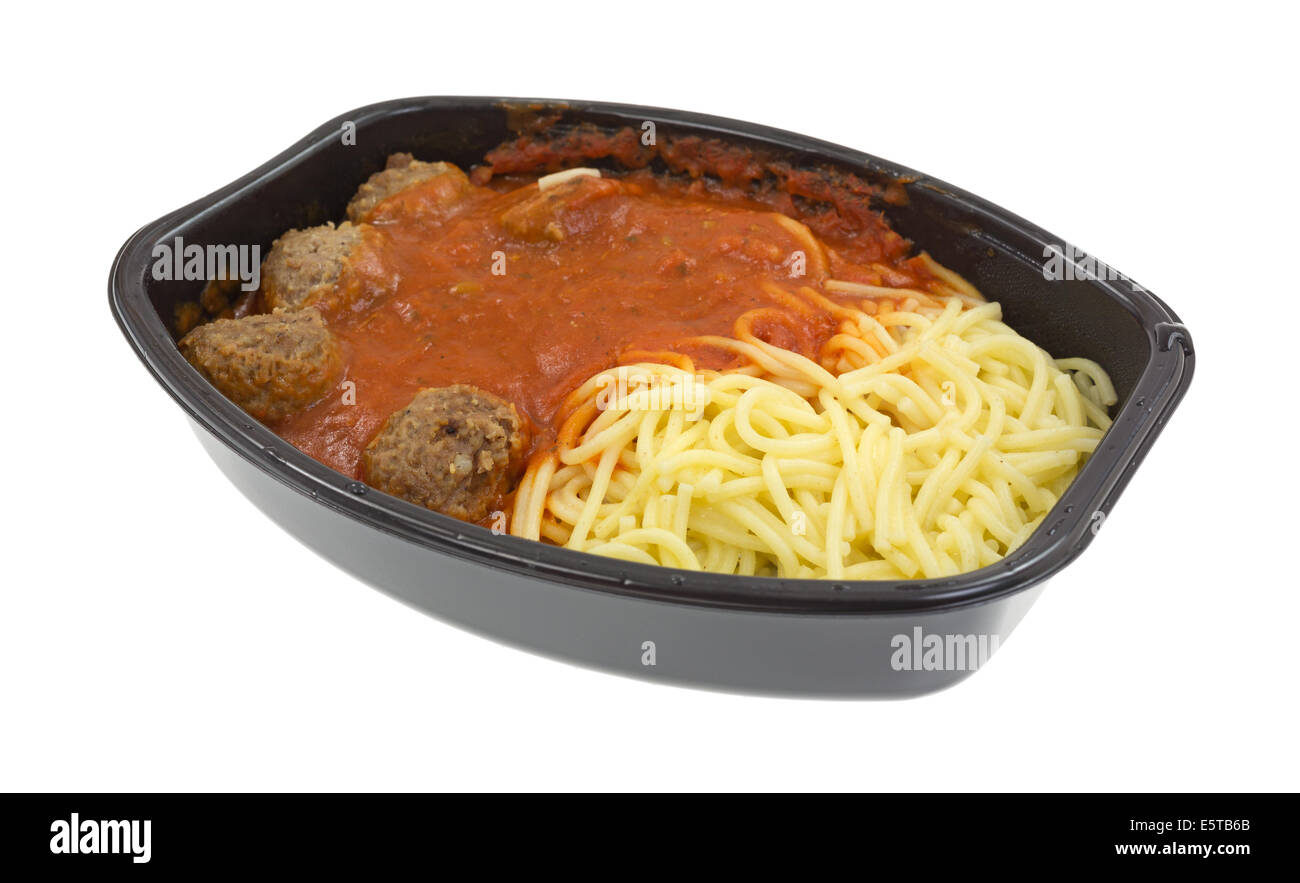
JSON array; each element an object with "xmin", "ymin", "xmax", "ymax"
[{"xmin": 512, "ymin": 294, "xmax": 1112, "ymax": 580}]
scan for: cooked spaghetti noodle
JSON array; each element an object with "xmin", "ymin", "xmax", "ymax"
[{"xmin": 512, "ymin": 283, "xmax": 1115, "ymax": 580}]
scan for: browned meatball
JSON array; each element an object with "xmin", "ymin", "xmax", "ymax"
[
  {"xmin": 178, "ymin": 309, "xmax": 343, "ymax": 422},
  {"xmin": 261, "ymin": 222, "xmax": 363, "ymax": 312},
  {"xmin": 346, "ymin": 153, "xmax": 472, "ymax": 223},
  {"xmin": 362, "ymin": 385, "xmax": 529, "ymax": 522}
]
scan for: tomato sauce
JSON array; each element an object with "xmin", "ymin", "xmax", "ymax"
[{"xmin": 270, "ymin": 162, "xmax": 940, "ymax": 485}]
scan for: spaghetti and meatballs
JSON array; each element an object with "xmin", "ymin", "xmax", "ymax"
[{"xmin": 177, "ymin": 129, "xmax": 1115, "ymax": 580}]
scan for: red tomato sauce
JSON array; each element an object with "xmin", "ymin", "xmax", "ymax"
[{"xmin": 269, "ymin": 163, "xmax": 940, "ymax": 489}]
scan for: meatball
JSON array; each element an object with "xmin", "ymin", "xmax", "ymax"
[
  {"xmin": 178, "ymin": 309, "xmax": 343, "ymax": 422},
  {"xmin": 346, "ymin": 153, "xmax": 472, "ymax": 223},
  {"xmin": 260, "ymin": 222, "xmax": 363, "ymax": 312},
  {"xmin": 362, "ymin": 385, "xmax": 529, "ymax": 522}
]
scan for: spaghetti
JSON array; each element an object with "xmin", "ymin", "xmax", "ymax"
[{"xmin": 512, "ymin": 280, "xmax": 1115, "ymax": 580}]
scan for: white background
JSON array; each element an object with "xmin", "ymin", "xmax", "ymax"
[{"xmin": 2, "ymin": 2, "xmax": 1295, "ymax": 792}]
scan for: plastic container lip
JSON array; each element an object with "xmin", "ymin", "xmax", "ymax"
[{"xmin": 109, "ymin": 96, "xmax": 1195, "ymax": 616}]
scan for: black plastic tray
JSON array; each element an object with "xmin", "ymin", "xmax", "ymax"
[{"xmin": 109, "ymin": 97, "xmax": 1194, "ymax": 696}]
